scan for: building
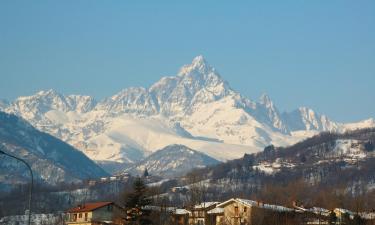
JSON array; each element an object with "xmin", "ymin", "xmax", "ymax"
[
  {"xmin": 190, "ymin": 202, "xmax": 219, "ymax": 225},
  {"xmin": 208, "ymin": 198, "xmax": 295, "ymax": 225},
  {"xmin": 172, "ymin": 209, "xmax": 191, "ymax": 225},
  {"xmin": 66, "ymin": 202, "xmax": 123, "ymax": 225},
  {"xmin": 334, "ymin": 208, "xmax": 355, "ymax": 224},
  {"xmin": 207, "ymin": 207, "xmax": 224, "ymax": 225}
]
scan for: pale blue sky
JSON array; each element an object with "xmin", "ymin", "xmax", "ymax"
[{"xmin": 0, "ymin": 1, "xmax": 374, "ymax": 122}]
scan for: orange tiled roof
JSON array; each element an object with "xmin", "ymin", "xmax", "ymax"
[{"xmin": 67, "ymin": 202, "xmax": 113, "ymax": 213}]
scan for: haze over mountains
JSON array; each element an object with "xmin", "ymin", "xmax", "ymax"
[{"xmin": 1, "ymin": 56, "xmax": 374, "ymax": 171}]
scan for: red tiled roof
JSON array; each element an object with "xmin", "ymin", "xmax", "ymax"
[{"xmin": 67, "ymin": 202, "xmax": 113, "ymax": 213}]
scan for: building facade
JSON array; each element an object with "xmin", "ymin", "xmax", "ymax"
[{"xmin": 66, "ymin": 202, "xmax": 123, "ymax": 225}]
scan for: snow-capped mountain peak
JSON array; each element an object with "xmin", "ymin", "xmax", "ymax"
[
  {"xmin": 178, "ymin": 55, "xmax": 214, "ymax": 76},
  {"xmin": 177, "ymin": 56, "xmax": 229, "ymax": 92}
]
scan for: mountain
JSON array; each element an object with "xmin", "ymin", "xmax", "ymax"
[
  {"xmin": 124, "ymin": 144, "xmax": 220, "ymax": 178},
  {"xmin": 0, "ymin": 111, "xmax": 108, "ymax": 188},
  {"xmin": 2, "ymin": 56, "xmax": 374, "ymax": 171}
]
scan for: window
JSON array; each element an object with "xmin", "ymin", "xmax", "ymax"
[
  {"xmin": 84, "ymin": 213, "xmax": 88, "ymax": 221},
  {"xmin": 244, "ymin": 207, "xmax": 247, "ymax": 213},
  {"xmin": 79, "ymin": 213, "xmax": 82, "ymax": 218},
  {"xmin": 73, "ymin": 214, "xmax": 77, "ymax": 221},
  {"xmin": 235, "ymin": 206, "xmax": 239, "ymax": 216},
  {"xmin": 107, "ymin": 205, "xmax": 113, "ymax": 211}
]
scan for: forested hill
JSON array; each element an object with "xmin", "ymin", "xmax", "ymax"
[{"xmin": 184, "ymin": 128, "xmax": 375, "ymax": 210}]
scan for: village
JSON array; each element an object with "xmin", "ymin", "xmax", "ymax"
[
  {"xmin": 1, "ymin": 170, "xmax": 375, "ymax": 225},
  {"xmin": 58, "ymin": 197, "xmax": 375, "ymax": 225}
]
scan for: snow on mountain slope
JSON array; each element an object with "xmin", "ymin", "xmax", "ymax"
[
  {"xmin": 181, "ymin": 95, "xmax": 299, "ymax": 147},
  {"xmin": 2, "ymin": 56, "xmax": 374, "ymax": 168},
  {"xmin": 342, "ymin": 118, "xmax": 375, "ymax": 131},
  {"xmin": 125, "ymin": 144, "xmax": 220, "ymax": 177},
  {"xmin": 84, "ymin": 115, "xmax": 255, "ymax": 162}
]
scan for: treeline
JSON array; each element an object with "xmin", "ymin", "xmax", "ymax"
[{"xmin": 0, "ymin": 177, "xmax": 136, "ymax": 217}]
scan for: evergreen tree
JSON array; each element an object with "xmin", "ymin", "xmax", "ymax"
[
  {"xmin": 143, "ymin": 168, "xmax": 149, "ymax": 177},
  {"xmin": 352, "ymin": 214, "xmax": 365, "ymax": 225},
  {"xmin": 124, "ymin": 177, "xmax": 152, "ymax": 225},
  {"xmin": 364, "ymin": 140, "xmax": 374, "ymax": 152},
  {"xmin": 342, "ymin": 213, "xmax": 352, "ymax": 225}
]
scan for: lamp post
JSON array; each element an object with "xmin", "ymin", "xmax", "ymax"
[{"xmin": 0, "ymin": 147, "xmax": 33, "ymax": 225}]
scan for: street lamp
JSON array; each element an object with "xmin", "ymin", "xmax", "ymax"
[{"xmin": 0, "ymin": 147, "xmax": 33, "ymax": 225}]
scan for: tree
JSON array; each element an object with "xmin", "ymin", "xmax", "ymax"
[
  {"xmin": 143, "ymin": 168, "xmax": 149, "ymax": 177},
  {"xmin": 352, "ymin": 214, "xmax": 365, "ymax": 225},
  {"xmin": 124, "ymin": 177, "xmax": 152, "ymax": 225},
  {"xmin": 342, "ymin": 213, "xmax": 352, "ymax": 225},
  {"xmin": 364, "ymin": 141, "xmax": 374, "ymax": 152},
  {"xmin": 263, "ymin": 145, "xmax": 275, "ymax": 157}
]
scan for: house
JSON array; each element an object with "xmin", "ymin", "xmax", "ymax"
[
  {"xmin": 292, "ymin": 202, "xmax": 331, "ymax": 224},
  {"xmin": 88, "ymin": 180, "xmax": 97, "ymax": 186},
  {"xmin": 359, "ymin": 211, "xmax": 375, "ymax": 221},
  {"xmin": 334, "ymin": 208, "xmax": 355, "ymax": 224},
  {"xmin": 100, "ymin": 177, "xmax": 109, "ymax": 182},
  {"xmin": 172, "ymin": 209, "xmax": 191, "ymax": 225},
  {"xmin": 209, "ymin": 198, "xmax": 295, "ymax": 225},
  {"xmin": 142, "ymin": 205, "xmax": 190, "ymax": 225},
  {"xmin": 171, "ymin": 186, "xmax": 189, "ymax": 194},
  {"xmin": 66, "ymin": 202, "xmax": 123, "ymax": 225},
  {"xmin": 207, "ymin": 207, "xmax": 224, "ymax": 225},
  {"xmin": 190, "ymin": 202, "xmax": 219, "ymax": 225}
]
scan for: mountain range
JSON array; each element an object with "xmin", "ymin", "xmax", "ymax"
[{"xmin": 1, "ymin": 56, "xmax": 374, "ymax": 172}]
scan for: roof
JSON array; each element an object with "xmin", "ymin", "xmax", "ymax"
[
  {"xmin": 207, "ymin": 207, "xmax": 224, "ymax": 214},
  {"xmin": 143, "ymin": 205, "xmax": 176, "ymax": 213},
  {"xmin": 217, "ymin": 198, "xmax": 256, "ymax": 208},
  {"xmin": 175, "ymin": 209, "xmax": 191, "ymax": 215},
  {"xmin": 142, "ymin": 206, "xmax": 190, "ymax": 215},
  {"xmin": 194, "ymin": 202, "xmax": 219, "ymax": 209},
  {"xmin": 359, "ymin": 212, "xmax": 375, "ymax": 220},
  {"xmin": 217, "ymin": 198, "xmax": 294, "ymax": 212},
  {"xmin": 307, "ymin": 207, "xmax": 331, "ymax": 216},
  {"xmin": 67, "ymin": 202, "xmax": 113, "ymax": 213},
  {"xmin": 334, "ymin": 208, "xmax": 354, "ymax": 215}
]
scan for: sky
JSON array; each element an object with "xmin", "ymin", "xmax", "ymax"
[{"xmin": 0, "ymin": 1, "xmax": 374, "ymax": 122}]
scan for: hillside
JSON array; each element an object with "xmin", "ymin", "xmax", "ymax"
[
  {"xmin": 0, "ymin": 111, "xmax": 108, "ymax": 188},
  {"xmin": 180, "ymin": 128, "xmax": 375, "ymax": 209}
]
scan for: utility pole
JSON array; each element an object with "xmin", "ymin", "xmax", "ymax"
[{"xmin": 0, "ymin": 146, "xmax": 33, "ymax": 225}]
